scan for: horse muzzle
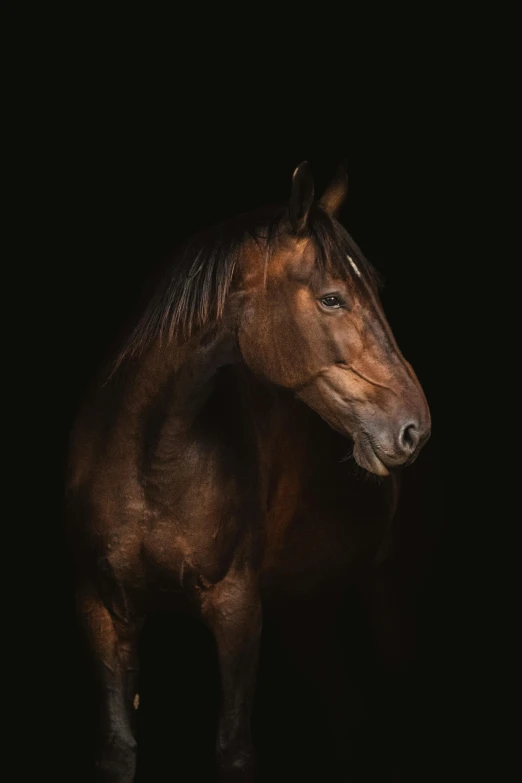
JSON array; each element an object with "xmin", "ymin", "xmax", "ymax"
[{"xmin": 353, "ymin": 415, "xmax": 431, "ymax": 476}]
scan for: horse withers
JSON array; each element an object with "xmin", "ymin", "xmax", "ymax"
[{"xmin": 67, "ymin": 161, "xmax": 430, "ymax": 781}]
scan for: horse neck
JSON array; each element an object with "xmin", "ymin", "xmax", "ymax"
[
  {"xmin": 133, "ymin": 324, "xmax": 240, "ymax": 435},
  {"xmin": 115, "ymin": 317, "xmax": 316, "ymax": 467}
]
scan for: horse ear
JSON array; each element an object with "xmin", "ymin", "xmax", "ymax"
[
  {"xmin": 289, "ymin": 161, "xmax": 315, "ymax": 234},
  {"xmin": 319, "ymin": 159, "xmax": 349, "ymax": 217}
]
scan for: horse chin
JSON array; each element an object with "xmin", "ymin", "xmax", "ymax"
[{"xmin": 353, "ymin": 438, "xmax": 390, "ymax": 477}]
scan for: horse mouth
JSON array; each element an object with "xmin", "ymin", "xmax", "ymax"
[{"xmin": 353, "ymin": 436, "xmax": 390, "ymax": 477}]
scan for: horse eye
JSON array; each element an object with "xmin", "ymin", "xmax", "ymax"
[{"xmin": 321, "ymin": 295, "xmax": 342, "ymax": 308}]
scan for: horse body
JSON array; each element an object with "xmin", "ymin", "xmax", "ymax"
[
  {"xmin": 69, "ymin": 348, "xmax": 398, "ymax": 601},
  {"xmin": 67, "ymin": 162, "xmax": 430, "ymax": 781}
]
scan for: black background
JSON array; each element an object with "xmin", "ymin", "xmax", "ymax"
[{"xmin": 16, "ymin": 41, "xmax": 459, "ymax": 781}]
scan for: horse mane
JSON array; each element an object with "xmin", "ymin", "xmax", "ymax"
[{"xmin": 111, "ymin": 202, "xmax": 382, "ymax": 374}]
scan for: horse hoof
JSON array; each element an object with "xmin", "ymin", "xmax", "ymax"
[{"xmin": 217, "ymin": 750, "xmax": 257, "ymax": 782}]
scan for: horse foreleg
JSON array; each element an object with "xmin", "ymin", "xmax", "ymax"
[
  {"xmin": 76, "ymin": 589, "xmax": 141, "ymax": 783},
  {"xmin": 358, "ymin": 570, "xmax": 418, "ymax": 781},
  {"xmin": 273, "ymin": 595, "xmax": 367, "ymax": 778},
  {"xmin": 199, "ymin": 572, "xmax": 262, "ymax": 782}
]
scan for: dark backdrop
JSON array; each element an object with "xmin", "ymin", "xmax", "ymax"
[{"xmin": 29, "ymin": 98, "xmax": 451, "ymax": 781}]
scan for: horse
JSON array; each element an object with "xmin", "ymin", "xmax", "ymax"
[{"xmin": 67, "ymin": 160, "xmax": 431, "ymax": 782}]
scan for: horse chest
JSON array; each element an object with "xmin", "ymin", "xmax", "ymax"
[{"xmin": 261, "ymin": 462, "xmax": 397, "ymax": 595}]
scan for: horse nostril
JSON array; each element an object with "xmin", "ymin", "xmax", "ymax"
[{"xmin": 399, "ymin": 422, "xmax": 420, "ymax": 453}]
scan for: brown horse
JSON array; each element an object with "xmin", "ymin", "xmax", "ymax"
[{"xmin": 67, "ymin": 161, "xmax": 431, "ymax": 782}]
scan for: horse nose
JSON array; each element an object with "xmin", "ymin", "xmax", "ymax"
[{"xmin": 398, "ymin": 420, "xmax": 429, "ymax": 456}]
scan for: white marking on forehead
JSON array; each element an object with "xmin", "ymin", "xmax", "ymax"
[{"xmin": 347, "ymin": 255, "xmax": 362, "ymax": 278}]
